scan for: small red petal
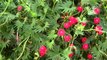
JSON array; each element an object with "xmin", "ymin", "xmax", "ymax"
[
  {"xmin": 77, "ymin": 6, "xmax": 83, "ymax": 12},
  {"xmin": 17, "ymin": 6, "xmax": 22, "ymax": 11},
  {"xmin": 57, "ymin": 29, "xmax": 65, "ymax": 36},
  {"xmin": 81, "ymin": 37, "xmax": 87, "ymax": 43},
  {"xmin": 94, "ymin": 17, "xmax": 100, "ymax": 24},
  {"xmin": 64, "ymin": 22, "xmax": 70, "ymax": 29},
  {"xmin": 94, "ymin": 8, "xmax": 100, "ymax": 14},
  {"xmin": 81, "ymin": 22, "xmax": 87, "ymax": 26},
  {"xmin": 68, "ymin": 53, "xmax": 74, "ymax": 58},
  {"xmin": 87, "ymin": 53, "xmax": 93, "ymax": 59},
  {"xmin": 82, "ymin": 43, "xmax": 89, "ymax": 50},
  {"xmin": 64, "ymin": 35, "xmax": 71, "ymax": 42}
]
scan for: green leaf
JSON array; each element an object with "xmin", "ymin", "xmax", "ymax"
[
  {"xmin": 75, "ymin": 30, "xmax": 84, "ymax": 35},
  {"xmin": 90, "ymin": 0, "xmax": 98, "ymax": 5},
  {"xmin": 46, "ymin": 40, "xmax": 54, "ymax": 49},
  {"xmin": 59, "ymin": 1, "xmax": 72, "ymax": 12},
  {"xmin": 85, "ymin": 7, "xmax": 94, "ymax": 15},
  {"xmin": 48, "ymin": 30, "xmax": 57, "ymax": 39},
  {"xmin": 43, "ymin": 22, "xmax": 50, "ymax": 30},
  {"xmin": 81, "ymin": 0, "xmax": 90, "ymax": 5},
  {"xmin": 15, "ymin": 20, "xmax": 23, "ymax": 30},
  {"xmin": 100, "ymin": 17, "xmax": 107, "ymax": 32},
  {"xmin": 0, "ymin": 54, "xmax": 2, "ymax": 60},
  {"xmin": 62, "ymin": 48, "xmax": 71, "ymax": 60}
]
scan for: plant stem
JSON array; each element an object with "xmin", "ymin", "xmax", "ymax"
[
  {"xmin": 0, "ymin": 18, "xmax": 8, "ymax": 27},
  {"xmin": 0, "ymin": 0, "xmax": 10, "ymax": 17},
  {"xmin": 99, "ymin": 49, "xmax": 107, "ymax": 57},
  {"xmin": 72, "ymin": 34, "xmax": 76, "ymax": 44},
  {"xmin": 16, "ymin": 37, "xmax": 29, "ymax": 60}
]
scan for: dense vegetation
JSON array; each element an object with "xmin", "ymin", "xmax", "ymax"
[{"xmin": 0, "ymin": 0, "xmax": 107, "ymax": 60}]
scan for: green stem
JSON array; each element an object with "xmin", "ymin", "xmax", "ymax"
[
  {"xmin": 16, "ymin": 37, "xmax": 29, "ymax": 60},
  {"xmin": 99, "ymin": 49, "xmax": 107, "ymax": 57},
  {"xmin": 71, "ymin": 34, "xmax": 76, "ymax": 44},
  {"xmin": 83, "ymin": 29, "xmax": 94, "ymax": 31},
  {"xmin": 84, "ymin": 29, "xmax": 107, "ymax": 34},
  {"xmin": 0, "ymin": 0, "xmax": 10, "ymax": 17},
  {"xmin": 0, "ymin": 40, "xmax": 10, "ymax": 53},
  {"xmin": 18, "ymin": 38, "xmax": 26, "ymax": 47},
  {"xmin": 96, "ymin": 44, "xmax": 107, "ymax": 57},
  {"xmin": 0, "ymin": 18, "xmax": 8, "ymax": 27}
]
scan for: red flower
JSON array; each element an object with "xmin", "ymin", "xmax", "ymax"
[
  {"xmin": 64, "ymin": 35, "xmax": 71, "ymax": 42},
  {"xmin": 57, "ymin": 29, "xmax": 65, "ymax": 36},
  {"xmin": 68, "ymin": 20, "xmax": 73, "ymax": 26},
  {"xmin": 17, "ymin": 6, "xmax": 22, "ymax": 11},
  {"xmin": 64, "ymin": 22, "xmax": 70, "ymax": 29},
  {"xmin": 77, "ymin": 6, "xmax": 83, "ymax": 12},
  {"xmin": 82, "ymin": 43, "xmax": 89, "ymax": 50},
  {"xmin": 70, "ymin": 44, "xmax": 74, "ymax": 47},
  {"xmin": 94, "ymin": 8, "xmax": 100, "ymax": 14},
  {"xmin": 81, "ymin": 37, "xmax": 87, "ymax": 43},
  {"xmin": 68, "ymin": 53, "xmax": 74, "ymax": 58},
  {"xmin": 94, "ymin": 17, "xmax": 100, "ymax": 24},
  {"xmin": 69, "ymin": 16, "xmax": 78, "ymax": 25},
  {"xmin": 95, "ymin": 25, "xmax": 102, "ymax": 31},
  {"xmin": 87, "ymin": 53, "xmax": 93, "ymax": 60},
  {"xmin": 95, "ymin": 25, "xmax": 103, "ymax": 35},
  {"xmin": 81, "ymin": 22, "xmax": 87, "ymax": 26},
  {"xmin": 97, "ymin": 31, "xmax": 103, "ymax": 35},
  {"xmin": 39, "ymin": 46, "xmax": 47, "ymax": 57}
]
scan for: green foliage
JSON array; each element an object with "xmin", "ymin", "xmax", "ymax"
[{"xmin": 0, "ymin": 0, "xmax": 107, "ymax": 60}]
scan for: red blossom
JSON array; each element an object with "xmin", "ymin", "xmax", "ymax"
[
  {"xmin": 94, "ymin": 17, "xmax": 100, "ymax": 24},
  {"xmin": 64, "ymin": 35, "xmax": 71, "ymax": 42},
  {"xmin": 39, "ymin": 46, "xmax": 47, "ymax": 57},
  {"xmin": 77, "ymin": 6, "xmax": 83, "ymax": 12},
  {"xmin": 82, "ymin": 43, "xmax": 89, "ymax": 50},
  {"xmin": 69, "ymin": 16, "xmax": 78, "ymax": 25},
  {"xmin": 57, "ymin": 29, "xmax": 65, "ymax": 36},
  {"xmin": 68, "ymin": 53, "xmax": 74, "ymax": 58},
  {"xmin": 17, "ymin": 6, "xmax": 22, "ymax": 11},
  {"xmin": 87, "ymin": 53, "xmax": 93, "ymax": 60},
  {"xmin": 94, "ymin": 8, "xmax": 100, "ymax": 14},
  {"xmin": 81, "ymin": 22, "xmax": 87, "ymax": 26},
  {"xmin": 64, "ymin": 22, "xmax": 71, "ymax": 29},
  {"xmin": 95, "ymin": 25, "xmax": 103, "ymax": 35},
  {"xmin": 81, "ymin": 37, "xmax": 87, "ymax": 43}
]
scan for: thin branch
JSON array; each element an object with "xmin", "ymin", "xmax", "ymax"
[
  {"xmin": 16, "ymin": 37, "xmax": 29, "ymax": 60},
  {"xmin": 99, "ymin": 49, "xmax": 107, "ymax": 57}
]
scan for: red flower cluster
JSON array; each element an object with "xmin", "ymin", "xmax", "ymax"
[
  {"xmin": 56, "ymin": 6, "xmax": 102, "ymax": 59},
  {"xmin": 69, "ymin": 16, "xmax": 78, "ymax": 25},
  {"xmin": 93, "ymin": 7, "xmax": 103, "ymax": 35},
  {"xmin": 58, "ymin": 16, "xmax": 78, "ymax": 42},
  {"xmin": 39, "ymin": 46, "xmax": 47, "ymax": 57},
  {"xmin": 95, "ymin": 25, "xmax": 103, "ymax": 35}
]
